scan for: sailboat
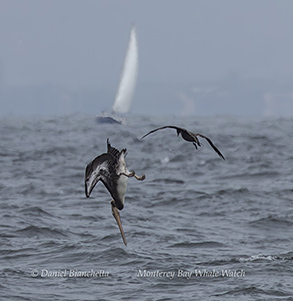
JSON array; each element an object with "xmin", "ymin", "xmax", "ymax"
[{"xmin": 96, "ymin": 25, "xmax": 138, "ymax": 125}]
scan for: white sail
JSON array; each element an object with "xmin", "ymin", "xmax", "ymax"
[{"xmin": 112, "ymin": 25, "xmax": 138, "ymax": 114}]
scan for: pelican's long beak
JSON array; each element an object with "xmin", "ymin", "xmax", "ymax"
[{"xmin": 111, "ymin": 201, "xmax": 127, "ymax": 246}]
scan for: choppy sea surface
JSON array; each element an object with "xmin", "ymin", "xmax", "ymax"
[{"xmin": 0, "ymin": 114, "xmax": 293, "ymax": 300}]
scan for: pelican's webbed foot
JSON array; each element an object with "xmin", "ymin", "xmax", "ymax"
[
  {"xmin": 193, "ymin": 142, "xmax": 202, "ymax": 149},
  {"xmin": 133, "ymin": 173, "xmax": 146, "ymax": 181},
  {"xmin": 119, "ymin": 170, "xmax": 146, "ymax": 181},
  {"xmin": 118, "ymin": 171, "xmax": 134, "ymax": 177}
]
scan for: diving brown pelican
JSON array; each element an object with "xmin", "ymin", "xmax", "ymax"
[
  {"xmin": 141, "ymin": 125, "xmax": 225, "ymax": 160},
  {"xmin": 85, "ymin": 139, "xmax": 145, "ymax": 246}
]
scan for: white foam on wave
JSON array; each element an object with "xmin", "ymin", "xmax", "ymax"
[{"xmin": 239, "ymin": 254, "xmax": 276, "ymax": 262}]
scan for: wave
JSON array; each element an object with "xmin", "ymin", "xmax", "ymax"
[
  {"xmin": 249, "ymin": 215, "xmax": 293, "ymax": 230},
  {"xmin": 238, "ymin": 252, "xmax": 293, "ymax": 262},
  {"xmin": 170, "ymin": 241, "xmax": 226, "ymax": 249},
  {"xmin": 16, "ymin": 225, "xmax": 67, "ymax": 238},
  {"xmin": 214, "ymin": 285, "xmax": 292, "ymax": 298},
  {"xmin": 19, "ymin": 206, "xmax": 54, "ymax": 218}
]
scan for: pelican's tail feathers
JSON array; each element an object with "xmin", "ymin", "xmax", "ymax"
[{"xmin": 107, "ymin": 138, "xmax": 120, "ymax": 159}]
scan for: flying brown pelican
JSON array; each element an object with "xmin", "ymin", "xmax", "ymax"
[
  {"xmin": 85, "ymin": 139, "xmax": 145, "ymax": 246},
  {"xmin": 141, "ymin": 125, "xmax": 225, "ymax": 160}
]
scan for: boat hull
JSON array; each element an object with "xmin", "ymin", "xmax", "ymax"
[{"xmin": 96, "ymin": 113, "xmax": 126, "ymax": 125}]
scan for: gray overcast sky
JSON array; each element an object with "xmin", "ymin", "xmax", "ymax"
[
  {"xmin": 1, "ymin": 0, "xmax": 293, "ymax": 86},
  {"xmin": 1, "ymin": 0, "xmax": 293, "ymax": 115}
]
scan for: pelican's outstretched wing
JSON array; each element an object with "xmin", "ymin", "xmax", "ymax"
[
  {"xmin": 196, "ymin": 134, "xmax": 225, "ymax": 160},
  {"xmin": 140, "ymin": 125, "xmax": 180, "ymax": 139},
  {"xmin": 85, "ymin": 153, "xmax": 113, "ymax": 198}
]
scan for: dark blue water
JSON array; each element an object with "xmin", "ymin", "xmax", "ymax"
[{"xmin": 0, "ymin": 114, "xmax": 292, "ymax": 300}]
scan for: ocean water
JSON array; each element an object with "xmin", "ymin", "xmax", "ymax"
[{"xmin": 0, "ymin": 114, "xmax": 292, "ymax": 300}]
